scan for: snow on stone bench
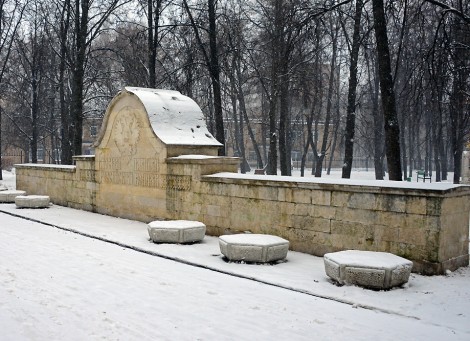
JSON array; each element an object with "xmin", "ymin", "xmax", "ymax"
[
  {"xmin": 15, "ymin": 195, "xmax": 50, "ymax": 208},
  {"xmin": 0, "ymin": 190, "xmax": 26, "ymax": 203},
  {"xmin": 148, "ymin": 220, "xmax": 206, "ymax": 244},
  {"xmin": 324, "ymin": 250, "xmax": 413, "ymax": 290},
  {"xmin": 219, "ymin": 234, "xmax": 289, "ymax": 263}
]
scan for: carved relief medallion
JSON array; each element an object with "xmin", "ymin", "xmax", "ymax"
[{"xmin": 113, "ymin": 107, "xmax": 140, "ymax": 157}]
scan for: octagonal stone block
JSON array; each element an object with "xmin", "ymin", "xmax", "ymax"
[
  {"xmin": 0, "ymin": 190, "xmax": 26, "ymax": 203},
  {"xmin": 324, "ymin": 250, "xmax": 413, "ymax": 290},
  {"xmin": 219, "ymin": 234, "xmax": 289, "ymax": 263},
  {"xmin": 148, "ymin": 220, "xmax": 206, "ymax": 244},
  {"xmin": 15, "ymin": 195, "xmax": 50, "ymax": 208}
]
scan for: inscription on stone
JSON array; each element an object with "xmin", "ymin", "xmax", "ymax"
[
  {"xmin": 135, "ymin": 173, "xmax": 162, "ymax": 188},
  {"xmin": 101, "ymin": 171, "xmax": 134, "ymax": 186},
  {"xmin": 134, "ymin": 158, "xmax": 159, "ymax": 172},
  {"xmin": 166, "ymin": 175, "xmax": 191, "ymax": 191},
  {"xmin": 100, "ymin": 157, "xmax": 121, "ymax": 171},
  {"xmin": 98, "ymin": 156, "xmax": 190, "ymax": 191}
]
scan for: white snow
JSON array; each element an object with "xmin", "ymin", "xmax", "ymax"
[
  {"xmin": 16, "ymin": 163, "xmax": 75, "ymax": 170},
  {"xmin": 148, "ymin": 219, "xmax": 205, "ymax": 229},
  {"xmin": 0, "ymin": 169, "xmax": 16, "ymax": 190},
  {"xmin": 206, "ymin": 171, "xmax": 461, "ymax": 191},
  {"xmin": 325, "ymin": 250, "xmax": 413, "ymax": 269},
  {"xmin": 219, "ymin": 233, "xmax": 288, "ymax": 246},
  {"xmin": 169, "ymin": 154, "xmax": 222, "ymax": 160},
  {"xmin": 125, "ymin": 87, "xmax": 222, "ymax": 147},
  {"xmin": 1, "ymin": 169, "xmax": 469, "ymax": 339}
]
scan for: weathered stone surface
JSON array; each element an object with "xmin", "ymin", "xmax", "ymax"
[
  {"xmin": 0, "ymin": 190, "xmax": 26, "ymax": 203},
  {"xmin": 324, "ymin": 250, "xmax": 413, "ymax": 289},
  {"xmin": 15, "ymin": 195, "xmax": 50, "ymax": 208},
  {"xmin": 148, "ymin": 220, "xmax": 206, "ymax": 244},
  {"xmin": 13, "ymin": 87, "xmax": 470, "ymax": 275},
  {"xmin": 219, "ymin": 234, "xmax": 289, "ymax": 263}
]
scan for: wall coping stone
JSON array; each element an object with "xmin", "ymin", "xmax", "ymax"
[
  {"xmin": 73, "ymin": 155, "xmax": 95, "ymax": 161},
  {"xmin": 167, "ymin": 155, "xmax": 240, "ymax": 165},
  {"xmin": 15, "ymin": 163, "xmax": 76, "ymax": 173},
  {"xmin": 202, "ymin": 172, "xmax": 470, "ymax": 198}
]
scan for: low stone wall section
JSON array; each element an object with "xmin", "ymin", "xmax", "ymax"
[
  {"xmin": 15, "ymin": 156, "xmax": 96, "ymax": 211},
  {"xmin": 165, "ymin": 162, "xmax": 470, "ymax": 275},
  {"xmin": 15, "ymin": 156, "xmax": 470, "ymax": 275}
]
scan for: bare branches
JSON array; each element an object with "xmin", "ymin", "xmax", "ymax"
[{"xmin": 424, "ymin": 0, "xmax": 470, "ymax": 23}]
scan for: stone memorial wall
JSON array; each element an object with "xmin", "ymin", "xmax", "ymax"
[{"xmin": 16, "ymin": 87, "xmax": 470, "ymax": 275}]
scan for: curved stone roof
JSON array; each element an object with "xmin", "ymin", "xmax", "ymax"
[{"xmin": 125, "ymin": 87, "xmax": 222, "ymax": 146}]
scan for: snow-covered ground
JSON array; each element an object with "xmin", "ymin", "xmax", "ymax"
[{"xmin": 1, "ymin": 169, "xmax": 468, "ymax": 340}]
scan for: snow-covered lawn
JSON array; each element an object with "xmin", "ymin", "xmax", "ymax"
[{"xmin": 1, "ymin": 169, "xmax": 468, "ymax": 340}]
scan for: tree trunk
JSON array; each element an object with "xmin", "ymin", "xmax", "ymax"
[
  {"xmin": 70, "ymin": 0, "xmax": 89, "ymax": 158},
  {"xmin": 147, "ymin": 0, "xmax": 162, "ymax": 88},
  {"xmin": 207, "ymin": 0, "xmax": 225, "ymax": 155},
  {"xmin": 266, "ymin": 0, "xmax": 282, "ymax": 175},
  {"xmin": 59, "ymin": 0, "xmax": 72, "ymax": 164},
  {"xmin": 315, "ymin": 23, "xmax": 338, "ymax": 177},
  {"xmin": 341, "ymin": 0, "xmax": 363, "ymax": 178},
  {"xmin": 182, "ymin": 0, "xmax": 225, "ymax": 155},
  {"xmin": 279, "ymin": 59, "xmax": 290, "ymax": 176},
  {"xmin": 450, "ymin": 14, "xmax": 469, "ymax": 184},
  {"xmin": 365, "ymin": 47, "xmax": 384, "ymax": 180},
  {"xmin": 327, "ymin": 71, "xmax": 342, "ymax": 175},
  {"xmin": 372, "ymin": 0, "xmax": 402, "ymax": 180},
  {"xmin": 0, "ymin": 105, "xmax": 2, "ymax": 180},
  {"xmin": 235, "ymin": 59, "xmax": 262, "ymax": 169},
  {"xmin": 31, "ymin": 71, "xmax": 39, "ymax": 163}
]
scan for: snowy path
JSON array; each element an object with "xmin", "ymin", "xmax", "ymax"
[{"xmin": 0, "ymin": 211, "xmax": 468, "ymax": 340}]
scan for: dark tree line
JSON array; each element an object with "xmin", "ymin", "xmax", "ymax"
[{"xmin": 0, "ymin": 0, "xmax": 469, "ymax": 183}]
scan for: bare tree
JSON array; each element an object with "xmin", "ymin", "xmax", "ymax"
[
  {"xmin": 0, "ymin": 0, "xmax": 27, "ymax": 178},
  {"xmin": 182, "ymin": 0, "xmax": 225, "ymax": 154},
  {"xmin": 341, "ymin": 0, "xmax": 363, "ymax": 178},
  {"xmin": 372, "ymin": 0, "xmax": 402, "ymax": 180}
]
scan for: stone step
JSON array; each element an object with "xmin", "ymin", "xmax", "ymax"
[{"xmin": 15, "ymin": 195, "xmax": 51, "ymax": 208}]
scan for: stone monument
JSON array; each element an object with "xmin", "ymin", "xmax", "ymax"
[{"xmin": 92, "ymin": 87, "xmax": 236, "ymax": 221}]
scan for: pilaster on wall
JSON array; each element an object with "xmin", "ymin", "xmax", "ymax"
[
  {"xmin": 165, "ymin": 156, "xmax": 239, "ymax": 219},
  {"xmin": 72, "ymin": 156, "xmax": 97, "ymax": 211}
]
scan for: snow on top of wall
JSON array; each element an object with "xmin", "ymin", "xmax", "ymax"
[
  {"xmin": 125, "ymin": 87, "xmax": 222, "ymax": 147},
  {"xmin": 205, "ymin": 172, "xmax": 464, "ymax": 191},
  {"xmin": 169, "ymin": 155, "xmax": 222, "ymax": 160}
]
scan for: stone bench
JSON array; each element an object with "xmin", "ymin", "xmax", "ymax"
[
  {"xmin": 324, "ymin": 250, "xmax": 413, "ymax": 290},
  {"xmin": 219, "ymin": 234, "xmax": 289, "ymax": 263},
  {"xmin": 15, "ymin": 195, "xmax": 50, "ymax": 208},
  {"xmin": 0, "ymin": 190, "xmax": 26, "ymax": 203},
  {"xmin": 148, "ymin": 220, "xmax": 206, "ymax": 244}
]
